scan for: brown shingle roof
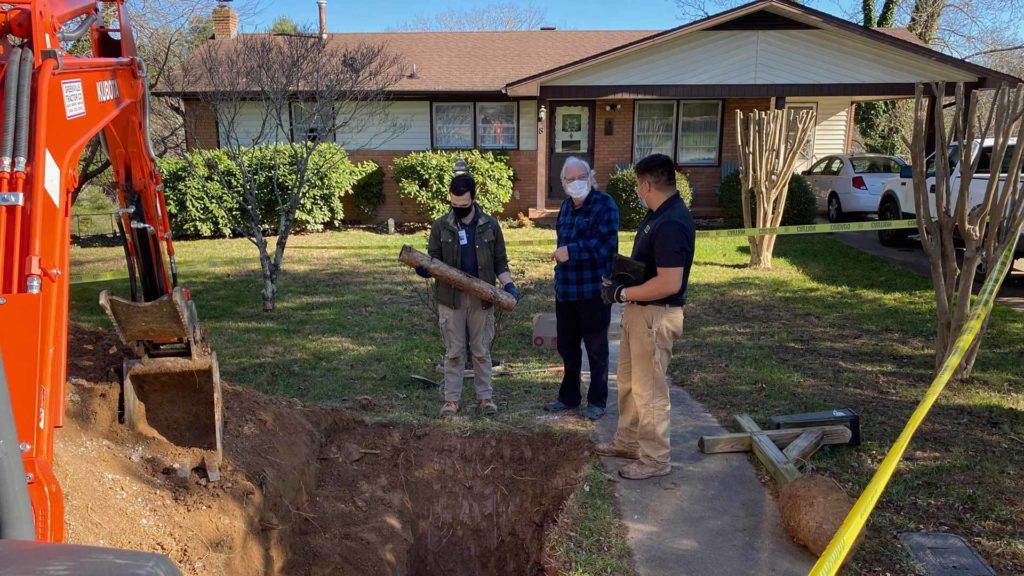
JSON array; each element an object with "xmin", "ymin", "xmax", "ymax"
[
  {"xmin": 875, "ymin": 27, "xmax": 925, "ymax": 46},
  {"xmin": 172, "ymin": 30, "xmax": 656, "ymax": 95}
]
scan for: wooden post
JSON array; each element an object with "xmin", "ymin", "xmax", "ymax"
[
  {"xmin": 734, "ymin": 414, "xmax": 801, "ymax": 487},
  {"xmin": 398, "ymin": 245, "xmax": 517, "ymax": 312},
  {"xmin": 697, "ymin": 425, "xmax": 851, "ymax": 454}
]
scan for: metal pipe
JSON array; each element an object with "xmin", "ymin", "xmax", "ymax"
[
  {"xmin": 57, "ymin": 13, "xmax": 97, "ymax": 44},
  {"xmin": 1, "ymin": 46, "xmax": 23, "ymax": 173},
  {"xmin": 0, "ymin": 353, "xmax": 35, "ymax": 540},
  {"xmin": 137, "ymin": 58, "xmax": 159, "ymax": 163},
  {"xmin": 13, "ymin": 47, "xmax": 33, "ymax": 173}
]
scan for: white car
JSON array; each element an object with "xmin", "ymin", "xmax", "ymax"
[{"xmin": 802, "ymin": 154, "xmax": 907, "ymax": 222}]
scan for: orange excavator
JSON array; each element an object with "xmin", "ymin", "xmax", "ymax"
[{"xmin": 0, "ymin": 1, "xmax": 220, "ymax": 571}]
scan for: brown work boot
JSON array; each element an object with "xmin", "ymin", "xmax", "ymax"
[
  {"xmin": 594, "ymin": 442, "xmax": 640, "ymax": 460},
  {"xmin": 479, "ymin": 399, "xmax": 497, "ymax": 416},
  {"xmin": 618, "ymin": 461, "xmax": 671, "ymax": 480},
  {"xmin": 440, "ymin": 401, "xmax": 458, "ymax": 418}
]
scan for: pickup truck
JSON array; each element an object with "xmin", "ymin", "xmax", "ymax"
[{"xmin": 876, "ymin": 139, "xmax": 1024, "ymax": 265}]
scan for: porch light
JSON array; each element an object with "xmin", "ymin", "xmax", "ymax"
[{"xmin": 538, "ymin": 105, "xmax": 546, "ymax": 123}]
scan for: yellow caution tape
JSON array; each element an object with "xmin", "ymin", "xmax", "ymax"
[
  {"xmin": 808, "ymin": 223, "xmax": 1024, "ymax": 576},
  {"xmin": 696, "ymin": 219, "xmax": 917, "ymax": 238}
]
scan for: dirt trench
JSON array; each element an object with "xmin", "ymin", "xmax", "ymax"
[{"xmin": 56, "ymin": 325, "xmax": 590, "ymax": 576}]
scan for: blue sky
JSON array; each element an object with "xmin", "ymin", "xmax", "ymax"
[{"xmin": 248, "ymin": 0, "xmax": 860, "ymax": 33}]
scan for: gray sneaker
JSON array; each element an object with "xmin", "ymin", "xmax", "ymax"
[{"xmin": 582, "ymin": 405, "xmax": 606, "ymax": 421}]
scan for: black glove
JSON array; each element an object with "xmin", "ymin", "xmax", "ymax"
[
  {"xmin": 503, "ymin": 282, "xmax": 522, "ymax": 302},
  {"xmin": 415, "ymin": 266, "xmax": 432, "ymax": 279},
  {"xmin": 601, "ymin": 277, "xmax": 627, "ymax": 305}
]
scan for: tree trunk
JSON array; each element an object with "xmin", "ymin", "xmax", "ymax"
[{"xmin": 735, "ymin": 108, "xmax": 815, "ymax": 270}]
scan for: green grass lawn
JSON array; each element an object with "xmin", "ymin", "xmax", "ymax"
[
  {"xmin": 70, "ymin": 187, "xmax": 118, "ymax": 237},
  {"xmin": 68, "ymin": 227, "xmax": 1024, "ymax": 575}
]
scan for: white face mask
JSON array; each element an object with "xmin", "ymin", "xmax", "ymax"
[{"xmin": 566, "ymin": 179, "xmax": 591, "ymax": 200}]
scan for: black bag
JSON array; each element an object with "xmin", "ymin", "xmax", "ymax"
[{"xmin": 611, "ymin": 254, "xmax": 646, "ymax": 286}]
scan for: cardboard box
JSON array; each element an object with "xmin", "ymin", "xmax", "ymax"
[{"xmin": 532, "ymin": 313, "xmax": 558, "ymax": 349}]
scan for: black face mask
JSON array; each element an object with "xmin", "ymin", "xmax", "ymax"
[{"xmin": 452, "ymin": 204, "xmax": 473, "ymax": 219}]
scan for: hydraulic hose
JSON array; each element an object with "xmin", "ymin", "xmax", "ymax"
[
  {"xmin": 13, "ymin": 47, "xmax": 33, "ymax": 173},
  {"xmin": 0, "ymin": 353, "xmax": 35, "ymax": 540},
  {"xmin": 57, "ymin": 14, "xmax": 97, "ymax": 44},
  {"xmin": 1, "ymin": 46, "xmax": 23, "ymax": 173},
  {"xmin": 138, "ymin": 59, "xmax": 160, "ymax": 164}
]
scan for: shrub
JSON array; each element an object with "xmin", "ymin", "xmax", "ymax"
[
  {"xmin": 351, "ymin": 163, "xmax": 385, "ymax": 218},
  {"xmin": 161, "ymin": 143, "xmax": 373, "ymax": 238},
  {"xmin": 718, "ymin": 170, "xmax": 817, "ymax": 229},
  {"xmin": 605, "ymin": 167, "xmax": 693, "ymax": 230},
  {"xmin": 392, "ymin": 150, "xmax": 514, "ymax": 219}
]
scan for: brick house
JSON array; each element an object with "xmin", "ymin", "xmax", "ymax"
[{"xmin": 166, "ymin": 0, "xmax": 1017, "ymax": 222}]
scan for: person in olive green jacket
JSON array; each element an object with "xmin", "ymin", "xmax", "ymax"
[{"xmin": 415, "ymin": 174, "xmax": 521, "ymax": 417}]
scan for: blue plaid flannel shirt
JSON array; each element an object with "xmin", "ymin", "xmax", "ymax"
[{"xmin": 554, "ymin": 189, "xmax": 619, "ymax": 302}]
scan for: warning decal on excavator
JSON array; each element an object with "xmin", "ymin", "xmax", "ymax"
[
  {"xmin": 61, "ymin": 79, "xmax": 86, "ymax": 119},
  {"xmin": 44, "ymin": 149, "xmax": 60, "ymax": 208}
]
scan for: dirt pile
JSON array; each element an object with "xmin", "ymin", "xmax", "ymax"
[{"xmin": 57, "ymin": 325, "xmax": 590, "ymax": 575}]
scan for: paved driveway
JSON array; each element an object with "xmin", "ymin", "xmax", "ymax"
[{"xmin": 833, "ymin": 231, "xmax": 1024, "ymax": 314}]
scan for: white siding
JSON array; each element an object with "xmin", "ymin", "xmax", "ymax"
[
  {"xmin": 218, "ymin": 101, "xmax": 290, "ymax": 147},
  {"xmin": 548, "ymin": 30, "xmax": 977, "ymax": 86},
  {"xmin": 787, "ymin": 97, "xmax": 851, "ymax": 170},
  {"xmin": 335, "ymin": 101, "xmax": 428, "ymax": 151},
  {"xmin": 519, "ymin": 100, "xmax": 538, "ymax": 151}
]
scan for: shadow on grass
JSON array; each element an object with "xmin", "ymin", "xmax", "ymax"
[
  {"xmin": 70, "ymin": 256, "xmax": 562, "ymax": 425},
  {"xmin": 676, "ymin": 245, "xmax": 1024, "ymax": 574}
]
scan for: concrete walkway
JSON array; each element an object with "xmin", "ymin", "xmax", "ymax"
[{"xmin": 579, "ymin": 305, "xmax": 815, "ymax": 575}]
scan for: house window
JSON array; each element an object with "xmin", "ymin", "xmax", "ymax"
[
  {"xmin": 633, "ymin": 101, "xmax": 676, "ymax": 160},
  {"xmin": 291, "ymin": 101, "xmax": 335, "ymax": 142},
  {"xmin": 677, "ymin": 100, "xmax": 721, "ymax": 165},
  {"xmin": 476, "ymin": 102, "xmax": 517, "ymax": 149},
  {"xmin": 786, "ymin": 104, "xmax": 817, "ymax": 164},
  {"xmin": 433, "ymin": 102, "xmax": 474, "ymax": 149}
]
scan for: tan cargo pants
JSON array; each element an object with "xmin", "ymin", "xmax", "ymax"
[
  {"xmin": 613, "ymin": 304, "xmax": 685, "ymax": 466},
  {"xmin": 438, "ymin": 295, "xmax": 495, "ymax": 402}
]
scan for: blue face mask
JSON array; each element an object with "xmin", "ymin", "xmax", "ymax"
[{"xmin": 636, "ymin": 188, "xmax": 648, "ymax": 210}]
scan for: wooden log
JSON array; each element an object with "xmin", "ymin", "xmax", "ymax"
[
  {"xmin": 782, "ymin": 429, "xmax": 825, "ymax": 463},
  {"xmin": 398, "ymin": 245, "xmax": 517, "ymax": 312},
  {"xmin": 698, "ymin": 425, "xmax": 852, "ymax": 454}
]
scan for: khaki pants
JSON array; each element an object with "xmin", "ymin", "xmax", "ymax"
[
  {"xmin": 614, "ymin": 304, "xmax": 685, "ymax": 466},
  {"xmin": 438, "ymin": 296, "xmax": 496, "ymax": 402}
]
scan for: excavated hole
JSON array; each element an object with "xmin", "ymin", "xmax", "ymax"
[
  {"xmin": 59, "ymin": 324, "xmax": 591, "ymax": 576},
  {"xmin": 283, "ymin": 419, "xmax": 590, "ymax": 576}
]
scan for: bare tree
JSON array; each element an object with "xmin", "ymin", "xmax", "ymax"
[
  {"xmin": 67, "ymin": 0, "xmax": 267, "ymax": 202},
  {"xmin": 393, "ymin": 2, "xmax": 547, "ymax": 31},
  {"xmin": 735, "ymin": 108, "xmax": 816, "ymax": 269},
  {"xmin": 908, "ymin": 83, "xmax": 1024, "ymax": 379},
  {"xmin": 182, "ymin": 32, "xmax": 404, "ymax": 311}
]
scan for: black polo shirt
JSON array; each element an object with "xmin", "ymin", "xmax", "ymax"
[{"xmin": 630, "ymin": 194, "xmax": 695, "ymax": 306}]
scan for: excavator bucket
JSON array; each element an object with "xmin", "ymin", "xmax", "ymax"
[{"xmin": 99, "ymin": 288, "xmax": 223, "ymax": 480}]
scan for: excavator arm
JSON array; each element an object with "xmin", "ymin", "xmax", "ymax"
[{"xmin": 0, "ymin": 0, "xmax": 221, "ymax": 546}]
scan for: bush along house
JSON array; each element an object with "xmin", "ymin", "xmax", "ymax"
[{"xmin": 165, "ymin": 0, "xmax": 1019, "ymax": 223}]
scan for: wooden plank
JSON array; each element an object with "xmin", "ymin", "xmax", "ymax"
[
  {"xmin": 698, "ymin": 425, "xmax": 851, "ymax": 454},
  {"xmin": 732, "ymin": 413, "xmax": 800, "ymax": 487},
  {"xmin": 750, "ymin": 432, "xmax": 801, "ymax": 486},
  {"xmin": 398, "ymin": 245, "xmax": 517, "ymax": 311},
  {"xmin": 734, "ymin": 413, "xmax": 761, "ymax": 433},
  {"xmin": 782, "ymin": 429, "xmax": 825, "ymax": 463}
]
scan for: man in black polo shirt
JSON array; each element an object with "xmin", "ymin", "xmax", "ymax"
[{"xmin": 597, "ymin": 153, "xmax": 695, "ymax": 480}]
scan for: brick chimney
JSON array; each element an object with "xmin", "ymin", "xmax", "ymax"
[
  {"xmin": 212, "ymin": 2, "xmax": 238, "ymax": 39},
  {"xmin": 317, "ymin": 0, "xmax": 327, "ymax": 40}
]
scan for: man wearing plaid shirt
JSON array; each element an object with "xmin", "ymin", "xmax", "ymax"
[{"xmin": 544, "ymin": 157, "xmax": 620, "ymax": 420}]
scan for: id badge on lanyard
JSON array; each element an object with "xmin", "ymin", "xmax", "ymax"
[{"xmin": 458, "ymin": 229, "xmax": 468, "ymax": 245}]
